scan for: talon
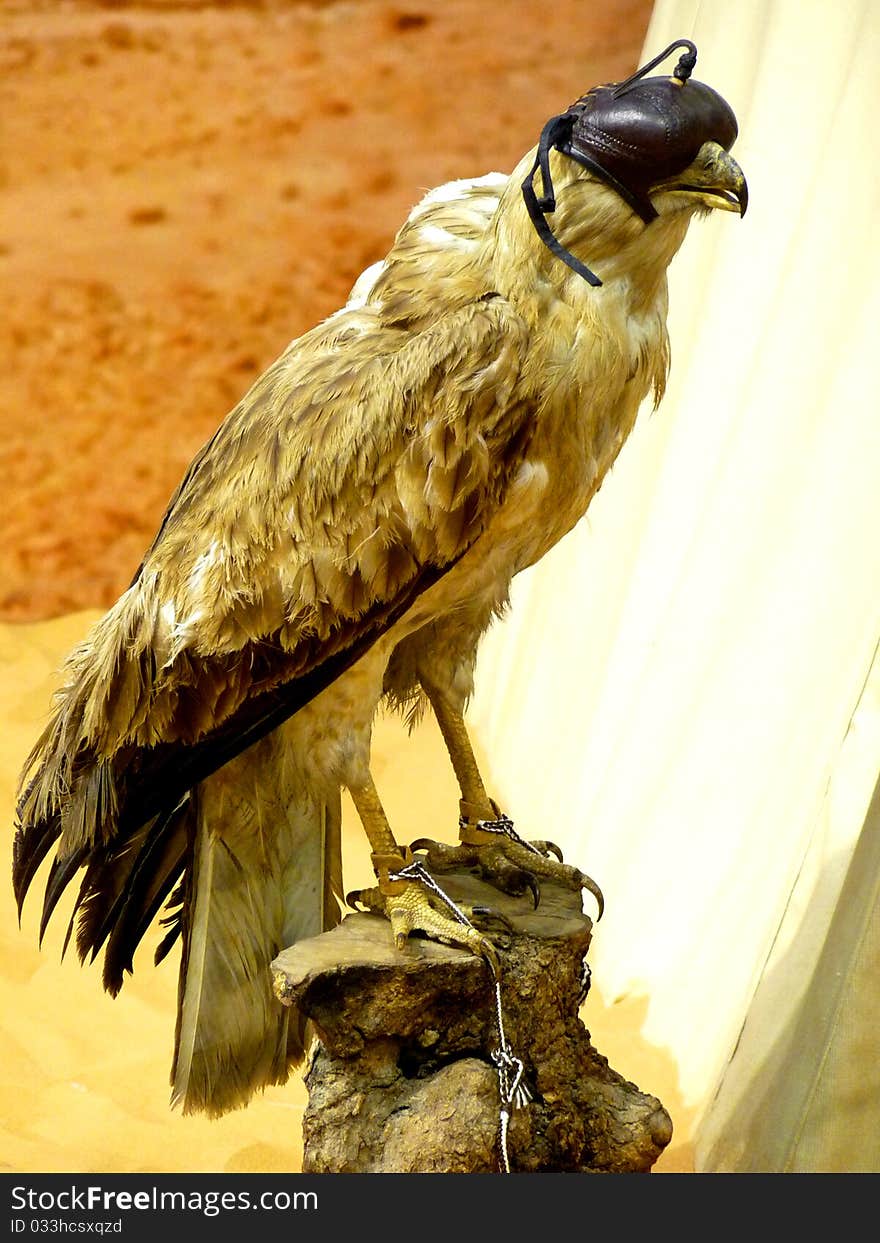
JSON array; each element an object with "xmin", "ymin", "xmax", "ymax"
[
  {"xmin": 578, "ymin": 872, "xmax": 604, "ymax": 921},
  {"xmin": 410, "ymin": 826, "xmax": 600, "ymax": 924},
  {"xmin": 469, "ymin": 904, "xmax": 515, "ymax": 934},
  {"xmin": 346, "ymin": 888, "xmax": 369, "ymax": 911},
  {"xmin": 365, "ymin": 873, "xmax": 508, "ymax": 968},
  {"xmin": 477, "ymin": 935, "xmax": 500, "ymax": 979},
  {"xmin": 527, "ymin": 840, "xmax": 566, "ymax": 860},
  {"xmin": 406, "ymin": 837, "xmax": 471, "ymax": 873}
]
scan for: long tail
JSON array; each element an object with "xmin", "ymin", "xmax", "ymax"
[
  {"xmin": 13, "ymin": 726, "xmax": 342, "ymax": 1117},
  {"xmin": 171, "ymin": 734, "xmax": 342, "ymax": 1116}
]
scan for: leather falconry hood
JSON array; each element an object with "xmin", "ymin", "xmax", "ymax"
[{"xmin": 522, "ymin": 39, "xmax": 741, "ymax": 286}]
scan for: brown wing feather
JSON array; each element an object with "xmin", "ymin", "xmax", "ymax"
[{"xmin": 13, "ymin": 292, "xmax": 535, "ymax": 965}]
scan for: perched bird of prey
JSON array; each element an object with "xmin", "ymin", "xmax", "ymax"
[{"xmin": 13, "ymin": 42, "xmax": 746, "ymax": 1117}]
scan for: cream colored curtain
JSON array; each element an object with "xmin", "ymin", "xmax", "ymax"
[{"xmin": 469, "ymin": 0, "xmax": 880, "ymax": 1163}]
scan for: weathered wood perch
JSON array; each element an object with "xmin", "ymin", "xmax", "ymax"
[{"xmin": 272, "ymin": 869, "xmax": 672, "ymax": 1173}]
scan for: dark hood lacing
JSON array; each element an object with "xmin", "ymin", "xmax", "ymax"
[{"xmin": 521, "ymin": 39, "xmax": 740, "ymax": 286}]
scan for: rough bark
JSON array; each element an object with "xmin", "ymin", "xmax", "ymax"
[{"xmin": 272, "ymin": 871, "xmax": 672, "ymax": 1173}]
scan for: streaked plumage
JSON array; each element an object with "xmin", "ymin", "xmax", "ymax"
[{"xmin": 13, "ymin": 72, "xmax": 746, "ymax": 1116}]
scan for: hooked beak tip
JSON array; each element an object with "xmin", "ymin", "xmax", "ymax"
[{"xmin": 736, "ymin": 177, "xmax": 749, "ymax": 217}]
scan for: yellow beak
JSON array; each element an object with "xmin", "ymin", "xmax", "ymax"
[{"xmin": 651, "ymin": 140, "xmax": 748, "ymax": 216}]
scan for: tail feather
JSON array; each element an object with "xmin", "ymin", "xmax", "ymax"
[
  {"xmin": 171, "ymin": 823, "xmax": 291, "ymax": 1115},
  {"xmin": 322, "ymin": 794, "xmax": 344, "ymax": 933},
  {"xmin": 74, "ymin": 821, "xmax": 158, "ymax": 967},
  {"xmin": 170, "ymin": 731, "xmax": 341, "ymax": 1117},
  {"xmin": 16, "ymin": 749, "xmax": 339, "ymax": 1117},
  {"xmin": 12, "ymin": 804, "xmax": 62, "ymax": 918},
  {"xmin": 102, "ymin": 808, "xmax": 190, "ymax": 993},
  {"xmin": 22, "ymin": 800, "xmax": 192, "ymax": 995},
  {"xmin": 13, "ymin": 628, "xmax": 345, "ymax": 1117},
  {"xmin": 154, "ymin": 879, "xmax": 186, "ymax": 965},
  {"xmin": 39, "ymin": 844, "xmax": 88, "ymax": 945}
]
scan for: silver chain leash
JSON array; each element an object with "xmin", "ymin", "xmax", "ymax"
[
  {"xmin": 458, "ymin": 812, "xmax": 544, "ymax": 856},
  {"xmin": 490, "ymin": 975, "xmax": 532, "ymax": 1172},
  {"xmin": 389, "ymin": 858, "xmax": 474, "ymax": 925},
  {"xmin": 389, "ymin": 857, "xmax": 531, "ymax": 1173}
]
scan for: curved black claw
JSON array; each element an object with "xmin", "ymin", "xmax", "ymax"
[
  {"xmin": 346, "ymin": 887, "xmax": 380, "ymax": 914},
  {"xmin": 477, "ymin": 857, "xmax": 540, "ymax": 909},
  {"xmin": 577, "ymin": 871, "xmax": 604, "ymax": 922},
  {"xmin": 409, "ymin": 836, "xmax": 440, "ymax": 855},
  {"xmin": 409, "ymin": 838, "xmax": 472, "ymax": 871},
  {"xmin": 531, "ymin": 839, "xmax": 565, "ymax": 862},
  {"xmin": 410, "ymin": 836, "xmax": 541, "ymax": 908},
  {"xmin": 468, "ymin": 904, "xmax": 516, "ymax": 936}
]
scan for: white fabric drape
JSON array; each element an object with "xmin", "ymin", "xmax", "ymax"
[{"xmin": 468, "ymin": 0, "xmax": 880, "ymax": 1150}]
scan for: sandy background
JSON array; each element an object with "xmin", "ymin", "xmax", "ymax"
[
  {"xmin": 1, "ymin": 0, "xmax": 652, "ymax": 621},
  {"xmin": 1, "ymin": 0, "xmax": 696, "ymax": 1173}
]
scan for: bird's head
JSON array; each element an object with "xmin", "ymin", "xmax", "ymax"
[{"xmin": 521, "ymin": 39, "xmax": 747, "ymax": 288}]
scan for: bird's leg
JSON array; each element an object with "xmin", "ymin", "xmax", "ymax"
[
  {"xmin": 346, "ymin": 772, "xmax": 501, "ymax": 967},
  {"xmin": 414, "ymin": 678, "xmax": 604, "ymax": 919}
]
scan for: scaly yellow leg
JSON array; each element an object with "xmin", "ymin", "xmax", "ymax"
[
  {"xmin": 347, "ymin": 773, "xmax": 499, "ymax": 966},
  {"xmin": 417, "ymin": 679, "xmax": 604, "ymax": 920}
]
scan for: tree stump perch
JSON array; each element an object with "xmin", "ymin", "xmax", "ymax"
[{"xmin": 272, "ymin": 869, "xmax": 672, "ymax": 1173}]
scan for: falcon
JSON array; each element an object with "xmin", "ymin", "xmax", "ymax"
[{"xmin": 13, "ymin": 41, "xmax": 747, "ymax": 1116}]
